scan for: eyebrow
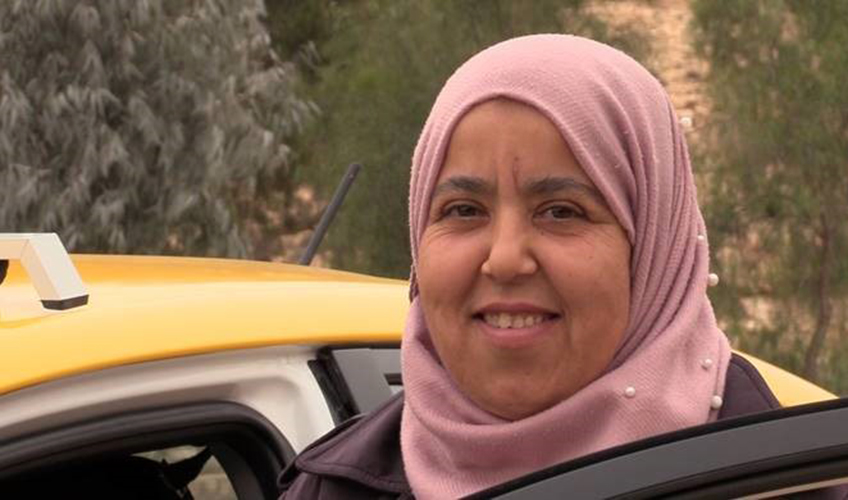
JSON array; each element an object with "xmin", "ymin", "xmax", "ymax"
[
  {"xmin": 432, "ymin": 174, "xmax": 606, "ymax": 205},
  {"xmin": 524, "ymin": 176, "xmax": 607, "ymax": 205},
  {"xmin": 431, "ymin": 176, "xmax": 493, "ymax": 198}
]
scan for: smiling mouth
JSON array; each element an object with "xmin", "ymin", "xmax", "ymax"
[{"xmin": 475, "ymin": 312, "xmax": 559, "ymax": 329}]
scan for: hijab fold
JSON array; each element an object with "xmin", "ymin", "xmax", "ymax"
[{"xmin": 401, "ymin": 35, "xmax": 731, "ymax": 499}]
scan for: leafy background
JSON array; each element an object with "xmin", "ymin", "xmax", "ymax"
[{"xmin": 1, "ymin": 0, "xmax": 845, "ymax": 393}]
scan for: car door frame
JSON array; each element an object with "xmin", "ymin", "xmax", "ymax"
[{"xmin": 472, "ymin": 398, "xmax": 848, "ymax": 499}]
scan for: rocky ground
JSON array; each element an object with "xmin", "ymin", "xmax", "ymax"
[{"xmin": 587, "ymin": 0, "xmax": 710, "ymax": 142}]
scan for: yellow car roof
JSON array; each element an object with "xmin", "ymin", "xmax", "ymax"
[
  {"xmin": 735, "ymin": 351, "xmax": 835, "ymax": 407},
  {"xmin": 0, "ymin": 254, "xmax": 835, "ymax": 406},
  {"xmin": 0, "ymin": 255, "xmax": 409, "ymax": 396}
]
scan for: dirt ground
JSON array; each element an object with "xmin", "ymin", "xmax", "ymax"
[{"xmin": 587, "ymin": 0, "xmax": 710, "ymax": 141}]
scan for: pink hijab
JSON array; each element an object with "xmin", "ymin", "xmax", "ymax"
[{"xmin": 401, "ymin": 35, "xmax": 731, "ymax": 498}]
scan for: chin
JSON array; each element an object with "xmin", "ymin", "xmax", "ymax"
[
  {"xmin": 478, "ymin": 393, "xmax": 553, "ymax": 421},
  {"xmin": 466, "ymin": 372, "xmax": 570, "ymax": 421}
]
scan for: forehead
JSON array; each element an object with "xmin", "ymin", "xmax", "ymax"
[{"xmin": 438, "ymin": 98, "xmax": 591, "ymax": 184}]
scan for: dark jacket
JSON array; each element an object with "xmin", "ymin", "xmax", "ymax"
[{"xmin": 277, "ymin": 354, "xmax": 804, "ymax": 499}]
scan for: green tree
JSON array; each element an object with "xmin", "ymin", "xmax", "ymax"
[
  {"xmin": 267, "ymin": 0, "xmax": 650, "ymax": 277},
  {"xmin": 692, "ymin": 0, "xmax": 848, "ymax": 390},
  {"xmin": 0, "ymin": 0, "xmax": 313, "ymax": 257}
]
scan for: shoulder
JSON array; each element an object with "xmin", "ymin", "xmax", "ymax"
[
  {"xmin": 718, "ymin": 353, "xmax": 782, "ymax": 420},
  {"xmin": 277, "ymin": 392, "xmax": 409, "ymax": 499}
]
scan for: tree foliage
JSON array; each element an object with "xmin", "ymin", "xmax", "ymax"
[
  {"xmin": 0, "ymin": 0, "xmax": 313, "ymax": 256},
  {"xmin": 692, "ymin": 0, "xmax": 848, "ymax": 390},
  {"xmin": 267, "ymin": 0, "xmax": 650, "ymax": 277}
]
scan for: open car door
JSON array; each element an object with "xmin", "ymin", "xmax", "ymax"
[{"xmin": 473, "ymin": 398, "xmax": 848, "ymax": 499}]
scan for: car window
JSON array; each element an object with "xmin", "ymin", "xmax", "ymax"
[
  {"xmin": 310, "ymin": 345, "xmax": 402, "ymax": 423},
  {"xmin": 0, "ymin": 402, "xmax": 290, "ymax": 500},
  {"xmin": 747, "ymin": 477, "xmax": 848, "ymax": 499},
  {"xmin": 140, "ymin": 446, "xmax": 237, "ymax": 500},
  {"xmin": 5, "ymin": 445, "xmax": 229, "ymax": 499}
]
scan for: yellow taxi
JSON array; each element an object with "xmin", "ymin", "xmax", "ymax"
[
  {"xmin": 0, "ymin": 233, "xmax": 409, "ymax": 499},
  {"xmin": 0, "ymin": 233, "xmax": 836, "ymax": 499}
]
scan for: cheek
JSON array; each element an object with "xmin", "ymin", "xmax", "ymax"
[
  {"xmin": 576, "ymin": 240, "xmax": 631, "ymax": 346},
  {"xmin": 417, "ymin": 230, "xmax": 485, "ymax": 300},
  {"xmin": 543, "ymin": 235, "xmax": 631, "ymax": 343},
  {"xmin": 604, "ymin": 237, "xmax": 632, "ymax": 329},
  {"xmin": 416, "ymin": 231, "xmax": 486, "ymax": 354}
]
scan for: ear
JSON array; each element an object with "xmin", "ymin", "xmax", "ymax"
[{"xmin": 163, "ymin": 447, "xmax": 213, "ymax": 489}]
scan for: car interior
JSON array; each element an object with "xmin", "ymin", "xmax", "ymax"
[
  {"xmin": 0, "ymin": 402, "xmax": 291, "ymax": 500},
  {"xmin": 4, "ymin": 446, "xmax": 215, "ymax": 499}
]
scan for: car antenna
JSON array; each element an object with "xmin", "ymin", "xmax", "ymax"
[{"xmin": 299, "ymin": 163, "xmax": 361, "ymax": 266}]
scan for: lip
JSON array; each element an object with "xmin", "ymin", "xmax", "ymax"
[
  {"xmin": 475, "ymin": 302, "xmax": 558, "ymax": 316},
  {"xmin": 473, "ymin": 302, "xmax": 560, "ymax": 349}
]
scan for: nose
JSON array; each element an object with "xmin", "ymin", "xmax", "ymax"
[{"xmin": 481, "ymin": 215, "xmax": 538, "ymax": 282}]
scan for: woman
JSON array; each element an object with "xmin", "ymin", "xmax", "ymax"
[{"xmin": 278, "ymin": 34, "xmax": 784, "ymax": 499}]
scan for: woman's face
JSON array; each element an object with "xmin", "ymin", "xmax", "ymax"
[{"xmin": 417, "ymin": 99, "xmax": 632, "ymax": 420}]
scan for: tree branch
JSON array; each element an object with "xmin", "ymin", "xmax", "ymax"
[{"xmin": 803, "ymin": 210, "xmax": 834, "ymax": 381}]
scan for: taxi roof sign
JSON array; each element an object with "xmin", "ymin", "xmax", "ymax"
[{"xmin": 0, "ymin": 233, "xmax": 88, "ymax": 310}]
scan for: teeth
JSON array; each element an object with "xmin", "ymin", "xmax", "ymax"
[
  {"xmin": 498, "ymin": 313, "xmax": 510, "ymax": 328},
  {"xmin": 483, "ymin": 313, "xmax": 547, "ymax": 329}
]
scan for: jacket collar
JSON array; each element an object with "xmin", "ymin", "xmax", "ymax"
[{"xmin": 292, "ymin": 393, "xmax": 410, "ymax": 494}]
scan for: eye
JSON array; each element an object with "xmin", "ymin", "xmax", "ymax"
[
  {"xmin": 443, "ymin": 203, "xmax": 484, "ymax": 219},
  {"xmin": 538, "ymin": 204, "xmax": 583, "ymax": 220}
]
